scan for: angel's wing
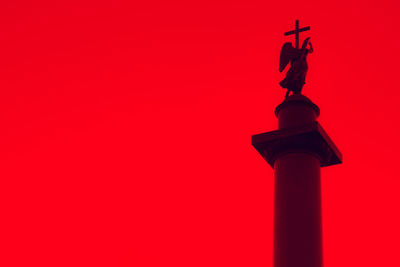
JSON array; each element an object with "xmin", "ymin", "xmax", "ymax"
[{"xmin": 279, "ymin": 42, "xmax": 299, "ymax": 72}]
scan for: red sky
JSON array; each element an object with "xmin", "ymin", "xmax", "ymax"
[{"xmin": 0, "ymin": 0, "xmax": 399, "ymax": 266}]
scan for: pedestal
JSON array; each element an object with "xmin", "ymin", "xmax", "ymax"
[{"xmin": 252, "ymin": 95, "xmax": 342, "ymax": 267}]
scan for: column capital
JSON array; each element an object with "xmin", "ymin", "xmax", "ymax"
[{"xmin": 252, "ymin": 122, "xmax": 342, "ymax": 168}]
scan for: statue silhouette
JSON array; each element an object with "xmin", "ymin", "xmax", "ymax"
[{"xmin": 279, "ymin": 37, "xmax": 313, "ymax": 98}]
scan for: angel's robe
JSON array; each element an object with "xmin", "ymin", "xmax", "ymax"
[{"xmin": 279, "ymin": 55, "xmax": 308, "ymax": 94}]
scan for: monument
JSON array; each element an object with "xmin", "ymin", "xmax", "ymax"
[{"xmin": 252, "ymin": 20, "xmax": 342, "ymax": 267}]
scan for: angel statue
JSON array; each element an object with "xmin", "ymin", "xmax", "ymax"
[{"xmin": 279, "ymin": 37, "xmax": 313, "ymax": 98}]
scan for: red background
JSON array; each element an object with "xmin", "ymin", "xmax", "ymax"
[{"xmin": 0, "ymin": 0, "xmax": 399, "ymax": 266}]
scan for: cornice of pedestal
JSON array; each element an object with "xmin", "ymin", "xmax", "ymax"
[{"xmin": 251, "ymin": 122, "xmax": 342, "ymax": 169}]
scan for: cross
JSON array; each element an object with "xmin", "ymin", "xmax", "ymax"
[{"xmin": 284, "ymin": 20, "xmax": 310, "ymax": 49}]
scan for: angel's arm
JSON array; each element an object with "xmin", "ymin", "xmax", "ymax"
[{"xmin": 308, "ymin": 42, "xmax": 313, "ymax": 53}]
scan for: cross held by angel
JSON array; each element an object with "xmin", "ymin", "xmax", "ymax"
[{"xmin": 279, "ymin": 20, "xmax": 313, "ymax": 98}]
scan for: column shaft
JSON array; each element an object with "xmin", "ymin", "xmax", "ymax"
[{"xmin": 273, "ymin": 152, "xmax": 323, "ymax": 267}]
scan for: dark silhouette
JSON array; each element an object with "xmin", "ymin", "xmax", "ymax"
[
  {"xmin": 252, "ymin": 20, "xmax": 342, "ymax": 267},
  {"xmin": 279, "ymin": 20, "xmax": 312, "ymax": 98}
]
